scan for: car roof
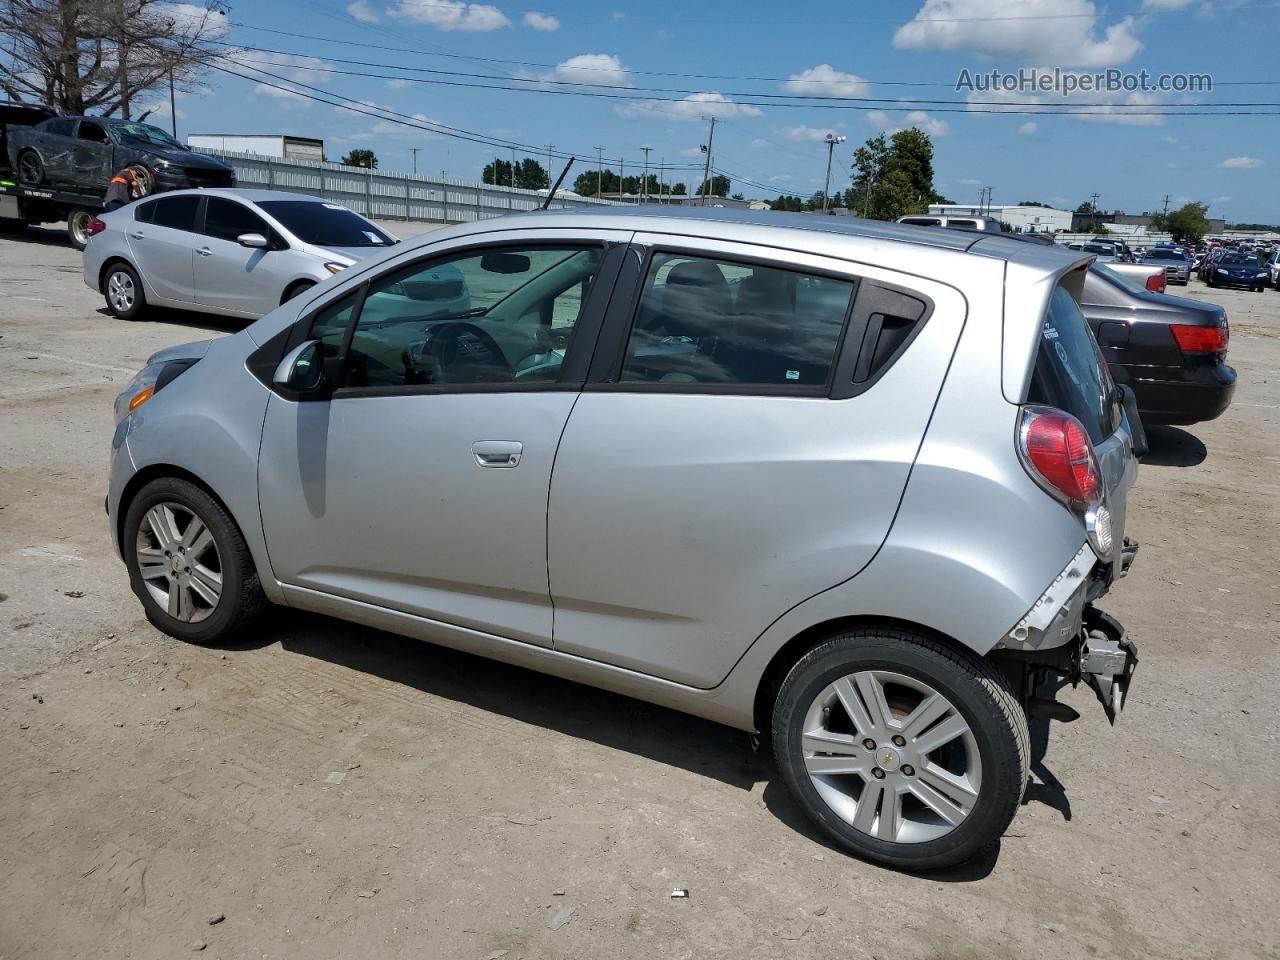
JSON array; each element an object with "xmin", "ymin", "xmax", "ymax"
[
  {"xmin": 143, "ymin": 188, "xmax": 339, "ymax": 205},
  {"xmin": 445, "ymin": 206, "xmax": 1086, "ymax": 270}
]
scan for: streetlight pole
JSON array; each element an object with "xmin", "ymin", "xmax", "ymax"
[
  {"xmin": 640, "ymin": 145, "xmax": 652, "ymax": 204},
  {"xmin": 594, "ymin": 145, "xmax": 605, "ymax": 198},
  {"xmin": 699, "ymin": 116, "xmax": 717, "ymax": 206},
  {"xmin": 821, "ymin": 133, "xmax": 846, "ymax": 213}
]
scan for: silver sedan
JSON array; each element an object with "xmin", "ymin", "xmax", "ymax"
[{"xmin": 82, "ymin": 189, "xmax": 409, "ymax": 321}]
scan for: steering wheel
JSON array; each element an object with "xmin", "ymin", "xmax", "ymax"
[{"xmin": 405, "ymin": 322, "xmax": 513, "ymax": 385}]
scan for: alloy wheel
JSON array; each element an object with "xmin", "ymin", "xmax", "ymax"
[
  {"xmin": 134, "ymin": 502, "xmax": 223, "ymax": 623},
  {"xmin": 801, "ymin": 670, "xmax": 981, "ymax": 844},
  {"xmin": 18, "ymin": 153, "xmax": 41, "ymax": 184},
  {"xmin": 107, "ymin": 270, "xmax": 135, "ymax": 313}
]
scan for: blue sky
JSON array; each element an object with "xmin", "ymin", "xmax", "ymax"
[{"xmin": 166, "ymin": 0, "xmax": 1279, "ymax": 221}]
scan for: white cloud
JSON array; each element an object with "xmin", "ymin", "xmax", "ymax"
[
  {"xmin": 388, "ymin": 0, "xmax": 511, "ymax": 32},
  {"xmin": 523, "ymin": 10, "xmax": 559, "ymax": 30},
  {"xmin": 346, "ymin": 0, "xmax": 379, "ymax": 22},
  {"xmin": 611, "ymin": 11, "xmax": 626, "ymax": 20},
  {"xmin": 1018, "ymin": 121, "xmax": 1037, "ymax": 135},
  {"xmin": 678, "ymin": 147, "xmax": 705, "ymax": 157},
  {"xmin": 894, "ymin": 0, "xmax": 1141, "ymax": 68},
  {"xmin": 385, "ymin": 78, "xmax": 409, "ymax": 90},
  {"xmin": 157, "ymin": 2, "xmax": 231, "ymax": 37},
  {"xmin": 749, "ymin": 137, "xmax": 771, "ymax": 149},
  {"xmin": 550, "ymin": 53, "xmax": 630, "ymax": 88},
  {"xmin": 964, "ymin": 81, "xmax": 1167, "ymax": 126},
  {"xmin": 770, "ymin": 174, "xmax": 795, "ymax": 183},
  {"xmin": 782, "ymin": 125, "xmax": 845, "ymax": 142},
  {"xmin": 617, "ymin": 92, "xmax": 761, "ymax": 121},
  {"xmin": 903, "ymin": 110, "xmax": 948, "ymax": 136},
  {"xmin": 239, "ymin": 51, "xmax": 329, "ymax": 105},
  {"xmin": 780, "ymin": 64, "xmax": 870, "ymax": 99},
  {"xmin": 1212, "ymin": 195, "xmax": 1232, "ymax": 203},
  {"xmin": 960, "ymin": 178, "xmax": 981, "ymax": 185},
  {"xmin": 1142, "ymin": 0, "xmax": 1196, "ymax": 8},
  {"xmin": 1220, "ymin": 156, "xmax": 1261, "ymax": 168},
  {"xmin": 866, "ymin": 110, "xmax": 889, "ymax": 126},
  {"xmin": 331, "ymin": 110, "xmax": 444, "ymax": 144}
]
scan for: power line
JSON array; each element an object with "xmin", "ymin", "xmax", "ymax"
[
  {"xmin": 228, "ymin": 22, "xmax": 1280, "ymax": 89},
  {"xmin": 218, "ymin": 55, "xmax": 1280, "ymax": 117},
  {"xmin": 220, "ymin": 42, "xmax": 1280, "ymax": 108}
]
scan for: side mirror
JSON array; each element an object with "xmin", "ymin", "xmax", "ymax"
[
  {"xmin": 273, "ymin": 340, "xmax": 327, "ymax": 396},
  {"xmin": 237, "ymin": 232, "xmax": 269, "ymax": 249}
]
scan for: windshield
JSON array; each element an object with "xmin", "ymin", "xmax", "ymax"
[
  {"xmin": 1146, "ymin": 249, "xmax": 1185, "ymax": 260},
  {"xmin": 1027, "ymin": 286, "xmax": 1120, "ymax": 444},
  {"xmin": 1093, "ymin": 263, "xmax": 1148, "ymax": 295},
  {"xmin": 1082, "ymin": 243, "xmax": 1116, "ymax": 255},
  {"xmin": 1219, "ymin": 253, "xmax": 1254, "ymax": 265},
  {"xmin": 115, "ymin": 122, "xmax": 184, "ymax": 149},
  {"xmin": 257, "ymin": 200, "xmax": 393, "ymax": 247}
]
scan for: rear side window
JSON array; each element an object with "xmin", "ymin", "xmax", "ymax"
[
  {"xmin": 1027, "ymin": 286, "xmax": 1121, "ymax": 443},
  {"xmin": 151, "ymin": 196, "xmax": 200, "ymax": 232},
  {"xmin": 133, "ymin": 199, "xmax": 157, "ymax": 224},
  {"xmin": 620, "ymin": 253, "xmax": 854, "ymax": 389}
]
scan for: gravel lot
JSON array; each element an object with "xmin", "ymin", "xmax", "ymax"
[{"xmin": 1, "ymin": 223, "xmax": 1277, "ymax": 960}]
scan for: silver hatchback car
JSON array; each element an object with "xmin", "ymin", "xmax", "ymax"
[
  {"xmin": 82, "ymin": 189, "xmax": 402, "ymax": 321},
  {"xmin": 107, "ymin": 209, "xmax": 1141, "ymax": 870}
]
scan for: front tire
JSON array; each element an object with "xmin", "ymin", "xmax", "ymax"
[
  {"xmin": 102, "ymin": 261, "xmax": 147, "ymax": 320},
  {"xmin": 771, "ymin": 627, "xmax": 1028, "ymax": 871},
  {"xmin": 122, "ymin": 477, "xmax": 269, "ymax": 645},
  {"xmin": 66, "ymin": 207, "xmax": 94, "ymax": 251},
  {"xmin": 125, "ymin": 164, "xmax": 156, "ymax": 197}
]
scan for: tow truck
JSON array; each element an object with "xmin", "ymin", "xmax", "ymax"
[{"xmin": 1, "ymin": 101, "xmax": 106, "ymax": 250}]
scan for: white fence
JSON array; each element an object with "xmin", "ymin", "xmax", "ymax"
[{"xmin": 202, "ymin": 150, "xmax": 618, "ymax": 224}]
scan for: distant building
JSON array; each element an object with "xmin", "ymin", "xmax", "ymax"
[
  {"xmin": 929, "ymin": 203, "xmax": 1072, "ymax": 233},
  {"xmin": 1071, "ymin": 209, "xmax": 1227, "ymax": 235},
  {"xmin": 186, "ymin": 134, "xmax": 325, "ymax": 162}
]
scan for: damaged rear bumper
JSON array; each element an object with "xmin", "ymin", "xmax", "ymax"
[{"xmin": 1080, "ymin": 607, "xmax": 1138, "ymax": 724}]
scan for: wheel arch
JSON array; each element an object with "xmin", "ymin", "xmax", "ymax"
[
  {"xmin": 117, "ymin": 464, "xmax": 252, "ymax": 574},
  {"xmin": 281, "ymin": 278, "xmax": 317, "ymax": 305},
  {"xmin": 98, "ymin": 255, "xmax": 138, "ymax": 293},
  {"xmin": 750, "ymin": 615, "xmax": 982, "ymax": 738}
]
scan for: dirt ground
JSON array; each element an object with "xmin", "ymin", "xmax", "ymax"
[{"xmin": 1, "ymin": 222, "xmax": 1277, "ymax": 960}]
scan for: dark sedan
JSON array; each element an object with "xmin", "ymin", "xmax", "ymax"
[
  {"xmin": 1082, "ymin": 263, "xmax": 1235, "ymax": 426},
  {"xmin": 1205, "ymin": 252, "xmax": 1270, "ymax": 291},
  {"xmin": 7, "ymin": 116, "xmax": 233, "ymax": 196}
]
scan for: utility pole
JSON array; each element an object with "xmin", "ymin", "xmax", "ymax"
[
  {"xmin": 983, "ymin": 186, "xmax": 993, "ymax": 216},
  {"xmin": 620, "ymin": 157, "xmax": 625, "ymax": 201},
  {"xmin": 640, "ymin": 146, "xmax": 652, "ymax": 204},
  {"xmin": 699, "ymin": 116, "xmax": 717, "ymax": 206},
  {"xmin": 1161, "ymin": 194, "xmax": 1171, "ymax": 215},
  {"xmin": 1090, "ymin": 191, "xmax": 1101, "ymax": 230},
  {"xmin": 411, "ymin": 148, "xmax": 419, "ymax": 175},
  {"xmin": 658, "ymin": 158, "xmax": 665, "ymax": 204},
  {"xmin": 510, "ymin": 148, "xmax": 516, "ymax": 188},
  {"xmin": 821, "ymin": 133, "xmax": 847, "ymax": 213},
  {"xmin": 594, "ymin": 145, "xmax": 605, "ymax": 198},
  {"xmin": 168, "ymin": 67, "xmax": 176, "ymax": 137},
  {"xmin": 544, "ymin": 144, "xmax": 555, "ymax": 187}
]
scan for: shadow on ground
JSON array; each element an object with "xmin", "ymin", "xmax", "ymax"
[
  {"xmin": 219, "ymin": 609, "xmax": 1001, "ymax": 881},
  {"xmin": 1143, "ymin": 426, "xmax": 1207, "ymax": 467},
  {"xmin": 94, "ymin": 305, "xmax": 251, "ymax": 335}
]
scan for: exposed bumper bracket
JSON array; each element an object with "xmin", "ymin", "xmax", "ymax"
[{"xmin": 1080, "ymin": 607, "xmax": 1138, "ymax": 725}]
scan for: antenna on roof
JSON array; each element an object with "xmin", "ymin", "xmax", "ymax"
[{"xmin": 542, "ymin": 156, "xmax": 575, "ymax": 211}]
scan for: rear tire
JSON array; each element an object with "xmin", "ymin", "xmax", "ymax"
[
  {"xmin": 66, "ymin": 208, "xmax": 94, "ymax": 251},
  {"xmin": 102, "ymin": 261, "xmax": 147, "ymax": 321},
  {"xmin": 771, "ymin": 627, "xmax": 1028, "ymax": 871},
  {"xmin": 16, "ymin": 150, "xmax": 42, "ymax": 186},
  {"xmin": 122, "ymin": 477, "xmax": 269, "ymax": 646}
]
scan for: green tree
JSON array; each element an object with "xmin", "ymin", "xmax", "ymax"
[
  {"xmin": 694, "ymin": 174, "xmax": 731, "ymax": 198},
  {"xmin": 849, "ymin": 127, "xmax": 944, "ymax": 220},
  {"xmin": 670, "ymin": 182, "xmax": 687, "ymax": 196},
  {"xmin": 514, "ymin": 158, "xmax": 549, "ymax": 190},
  {"xmin": 572, "ymin": 168, "xmax": 620, "ymax": 196},
  {"xmin": 484, "ymin": 158, "xmax": 516, "ymax": 186},
  {"xmin": 1018, "ymin": 200, "xmax": 1047, "ymax": 206},
  {"xmin": 1075, "ymin": 200, "xmax": 1097, "ymax": 214},
  {"xmin": 341, "ymin": 149, "xmax": 378, "ymax": 169},
  {"xmin": 1158, "ymin": 202, "xmax": 1211, "ymax": 243},
  {"xmin": 1091, "ymin": 222, "xmax": 1111, "ymax": 236}
]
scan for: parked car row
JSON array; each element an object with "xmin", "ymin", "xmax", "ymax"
[{"xmin": 102, "ymin": 209, "xmax": 1143, "ymax": 871}]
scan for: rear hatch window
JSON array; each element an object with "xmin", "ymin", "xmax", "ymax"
[{"xmin": 1027, "ymin": 285, "xmax": 1121, "ymax": 443}]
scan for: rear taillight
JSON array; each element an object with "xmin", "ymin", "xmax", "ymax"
[
  {"xmin": 1145, "ymin": 272, "xmax": 1166, "ymax": 293},
  {"xmin": 1170, "ymin": 322, "xmax": 1228, "ymax": 353},
  {"xmin": 87, "ymin": 217, "xmax": 107, "ymax": 236},
  {"xmin": 1018, "ymin": 406, "xmax": 1101, "ymax": 504}
]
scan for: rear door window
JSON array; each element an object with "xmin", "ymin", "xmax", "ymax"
[
  {"xmin": 151, "ymin": 195, "xmax": 200, "ymax": 232},
  {"xmin": 1027, "ymin": 285, "xmax": 1121, "ymax": 442},
  {"xmin": 619, "ymin": 253, "xmax": 854, "ymax": 389}
]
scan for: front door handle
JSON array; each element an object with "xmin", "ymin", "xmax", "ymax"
[
  {"xmin": 472, "ymin": 440, "xmax": 522, "ymax": 468},
  {"xmin": 130, "ymin": 230, "xmax": 145, "ymax": 240},
  {"xmin": 197, "ymin": 246, "xmax": 213, "ymax": 257}
]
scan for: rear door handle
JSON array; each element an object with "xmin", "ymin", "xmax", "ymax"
[
  {"xmin": 130, "ymin": 231, "xmax": 144, "ymax": 240},
  {"xmin": 472, "ymin": 440, "xmax": 522, "ymax": 468},
  {"xmin": 197, "ymin": 247, "xmax": 212, "ymax": 257}
]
